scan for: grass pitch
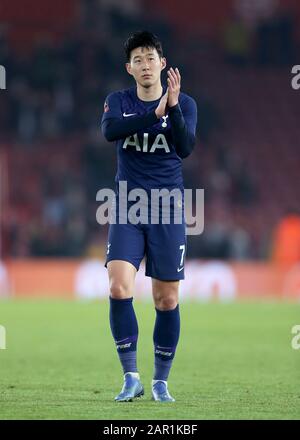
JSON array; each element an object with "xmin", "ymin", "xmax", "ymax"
[{"xmin": 0, "ymin": 299, "xmax": 299, "ymax": 420}]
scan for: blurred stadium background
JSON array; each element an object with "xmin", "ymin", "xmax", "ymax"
[
  {"xmin": 0, "ymin": 0, "xmax": 300, "ymax": 300},
  {"xmin": 0, "ymin": 0, "xmax": 300, "ymax": 421}
]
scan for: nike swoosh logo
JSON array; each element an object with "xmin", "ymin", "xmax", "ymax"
[
  {"xmin": 177, "ymin": 267, "xmax": 184, "ymax": 272},
  {"xmin": 123, "ymin": 112, "xmax": 136, "ymax": 117},
  {"xmin": 115, "ymin": 338, "xmax": 129, "ymax": 344}
]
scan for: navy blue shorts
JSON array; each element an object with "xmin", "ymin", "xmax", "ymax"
[{"xmin": 104, "ymin": 198, "xmax": 186, "ymax": 281}]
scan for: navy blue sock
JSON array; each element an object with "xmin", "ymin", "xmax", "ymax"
[
  {"xmin": 109, "ymin": 296, "xmax": 138, "ymax": 374},
  {"xmin": 153, "ymin": 304, "xmax": 180, "ymax": 381}
]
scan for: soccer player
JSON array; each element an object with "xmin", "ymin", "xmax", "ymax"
[{"xmin": 101, "ymin": 31, "xmax": 197, "ymax": 402}]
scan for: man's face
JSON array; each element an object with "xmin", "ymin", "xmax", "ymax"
[{"xmin": 126, "ymin": 46, "xmax": 166, "ymax": 88}]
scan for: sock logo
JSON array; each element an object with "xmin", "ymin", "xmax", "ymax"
[
  {"xmin": 117, "ymin": 342, "xmax": 132, "ymax": 350},
  {"xmin": 155, "ymin": 349, "xmax": 172, "ymax": 357},
  {"xmin": 116, "ymin": 337, "xmax": 129, "ymax": 344}
]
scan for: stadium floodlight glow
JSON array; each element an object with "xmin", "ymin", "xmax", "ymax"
[{"xmin": 96, "ymin": 181, "xmax": 204, "ymax": 235}]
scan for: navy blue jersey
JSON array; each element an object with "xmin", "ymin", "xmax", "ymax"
[{"xmin": 101, "ymin": 85, "xmax": 197, "ymax": 192}]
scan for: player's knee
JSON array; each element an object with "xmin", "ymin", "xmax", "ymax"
[
  {"xmin": 109, "ymin": 281, "xmax": 131, "ymax": 299},
  {"xmin": 155, "ymin": 293, "xmax": 178, "ymax": 311}
]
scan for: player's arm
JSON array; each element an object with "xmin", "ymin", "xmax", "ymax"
[
  {"xmin": 168, "ymin": 98, "xmax": 197, "ymax": 158},
  {"xmin": 167, "ymin": 68, "xmax": 197, "ymax": 159},
  {"xmin": 101, "ymin": 92, "xmax": 165, "ymax": 142}
]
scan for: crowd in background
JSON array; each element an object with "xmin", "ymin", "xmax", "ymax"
[{"xmin": 0, "ymin": 0, "xmax": 298, "ymax": 261}]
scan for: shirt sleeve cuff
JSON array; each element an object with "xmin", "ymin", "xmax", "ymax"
[{"xmin": 168, "ymin": 103, "xmax": 181, "ymax": 114}]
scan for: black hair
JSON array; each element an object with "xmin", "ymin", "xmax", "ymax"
[{"xmin": 124, "ymin": 31, "xmax": 163, "ymax": 62}]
